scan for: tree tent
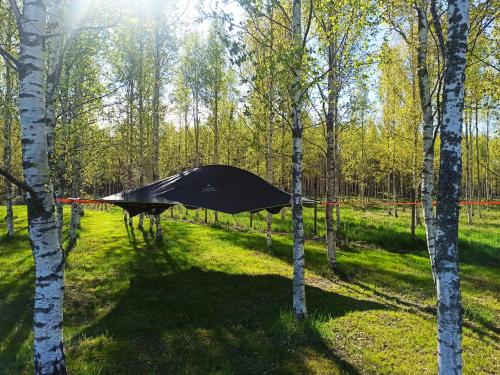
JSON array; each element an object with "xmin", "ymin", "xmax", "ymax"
[{"xmin": 59, "ymin": 165, "xmax": 311, "ymax": 215}]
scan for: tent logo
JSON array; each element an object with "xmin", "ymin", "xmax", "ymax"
[{"xmin": 202, "ymin": 184, "xmax": 218, "ymax": 193}]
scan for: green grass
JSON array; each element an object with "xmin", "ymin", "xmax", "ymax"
[{"xmin": 0, "ymin": 205, "xmax": 498, "ymax": 374}]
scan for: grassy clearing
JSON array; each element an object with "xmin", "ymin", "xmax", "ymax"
[{"xmin": 0, "ymin": 205, "xmax": 498, "ymax": 374}]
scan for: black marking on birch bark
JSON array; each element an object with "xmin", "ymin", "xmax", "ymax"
[
  {"xmin": 33, "ymin": 117, "xmax": 47, "ymax": 124},
  {"xmin": 35, "ymin": 335, "xmax": 51, "ymax": 342},
  {"xmin": 49, "ymin": 344, "xmax": 62, "ymax": 352},
  {"xmin": 34, "ymin": 306, "xmax": 53, "ymax": 314},
  {"xmin": 22, "ymin": 161, "xmax": 37, "ymax": 169},
  {"xmin": 18, "ymin": 63, "xmax": 43, "ymax": 75},
  {"xmin": 52, "ymin": 361, "xmax": 68, "ymax": 375},
  {"xmin": 21, "ymin": 138, "xmax": 35, "ymax": 145},
  {"xmin": 36, "ymin": 272, "xmax": 63, "ymax": 282},
  {"xmin": 34, "ymin": 320, "xmax": 46, "ymax": 328},
  {"xmin": 19, "ymin": 92, "xmax": 37, "ymax": 99},
  {"xmin": 21, "ymin": 36, "xmax": 45, "ymax": 48},
  {"xmin": 40, "ymin": 249, "xmax": 60, "ymax": 258}
]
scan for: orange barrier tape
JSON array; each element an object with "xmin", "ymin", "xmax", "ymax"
[
  {"xmin": 460, "ymin": 201, "xmax": 500, "ymax": 205},
  {"xmin": 57, "ymin": 198, "xmax": 500, "ymax": 207},
  {"xmin": 57, "ymin": 198, "xmax": 109, "ymax": 205},
  {"xmin": 322, "ymin": 200, "xmax": 500, "ymax": 207},
  {"xmin": 321, "ymin": 201, "xmax": 340, "ymax": 206},
  {"xmin": 379, "ymin": 201, "xmax": 500, "ymax": 206}
]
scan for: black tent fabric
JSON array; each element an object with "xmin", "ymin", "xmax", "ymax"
[{"xmin": 102, "ymin": 165, "xmax": 307, "ymax": 216}]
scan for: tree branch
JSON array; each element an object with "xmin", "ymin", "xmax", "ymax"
[
  {"xmin": 302, "ymin": 0, "xmax": 313, "ymax": 48},
  {"xmin": 0, "ymin": 45, "xmax": 19, "ymax": 70},
  {"xmin": 7, "ymin": 0, "xmax": 22, "ymax": 33},
  {"xmin": 0, "ymin": 168, "xmax": 39, "ymax": 200},
  {"xmin": 430, "ymin": 0, "xmax": 445, "ymax": 60}
]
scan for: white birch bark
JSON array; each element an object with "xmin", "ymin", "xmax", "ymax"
[
  {"xmin": 152, "ymin": 18, "xmax": 162, "ymax": 240},
  {"xmin": 68, "ymin": 91, "xmax": 82, "ymax": 250},
  {"xmin": 3, "ymin": 61, "xmax": 15, "ymax": 237},
  {"xmin": 45, "ymin": 0, "xmax": 65, "ymax": 243},
  {"xmin": 138, "ymin": 29, "xmax": 145, "ymax": 230},
  {"xmin": 465, "ymin": 112, "xmax": 473, "ymax": 224},
  {"xmin": 265, "ymin": 109, "xmax": 274, "ymax": 252},
  {"xmin": 435, "ymin": 1, "xmax": 469, "ymax": 373},
  {"xmin": 474, "ymin": 102, "xmax": 481, "ymax": 217},
  {"xmin": 291, "ymin": 0, "xmax": 306, "ymax": 319},
  {"xmin": 325, "ymin": 43, "xmax": 337, "ymax": 268},
  {"xmin": 266, "ymin": 15, "xmax": 275, "ymax": 253},
  {"xmin": 416, "ymin": 1, "xmax": 437, "ymax": 281},
  {"xmin": 15, "ymin": 0, "xmax": 66, "ymax": 372}
]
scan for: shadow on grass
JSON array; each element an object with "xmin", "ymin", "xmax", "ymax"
[
  {"xmin": 207, "ymin": 226, "xmax": 499, "ymax": 333},
  {"xmin": 0, "ymin": 264, "xmax": 34, "ymax": 374},
  {"xmin": 71, "ymin": 229, "xmax": 386, "ymax": 374},
  {"xmin": 197, "ymin": 210, "xmax": 500, "ymax": 271}
]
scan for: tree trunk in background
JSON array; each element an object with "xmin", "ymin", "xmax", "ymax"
[
  {"xmin": 194, "ymin": 97, "xmax": 200, "ymax": 166},
  {"xmin": 410, "ymin": 37, "xmax": 418, "ymax": 241},
  {"xmin": 266, "ymin": 16, "xmax": 275, "ymax": 253},
  {"xmin": 465, "ymin": 112, "xmax": 473, "ymax": 224},
  {"xmin": 291, "ymin": 0, "xmax": 306, "ymax": 319},
  {"xmin": 325, "ymin": 43, "xmax": 337, "ymax": 268},
  {"xmin": 68, "ymin": 130, "xmax": 82, "ymax": 251},
  {"xmin": 266, "ymin": 108, "xmax": 274, "ymax": 252},
  {"xmin": 334, "ymin": 108, "xmax": 341, "ymax": 245},
  {"xmin": 280, "ymin": 118, "xmax": 287, "ymax": 222},
  {"xmin": 485, "ymin": 102, "xmax": 490, "ymax": 206},
  {"xmin": 45, "ymin": 0, "xmax": 63, "ymax": 167},
  {"xmin": 416, "ymin": 1, "xmax": 436, "ymax": 281},
  {"xmin": 435, "ymin": 1, "xmax": 469, "ymax": 372},
  {"xmin": 360, "ymin": 111, "xmax": 366, "ymax": 211},
  {"xmin": 153, "ymin": 20, "xmax": 163, "ymax": 240},
  {"xmin": 138, "ymin": 33, "xmax": 145, "ymax": 229},
  {"xmin": 3, "ymin": 62, "xmax": 14, "ymax": 237},
  {"xmin": 474, "ymin": 101, "xmax": 481, "ymax": 217},
  {"xmin": 16, "ymin": 0, "xmax": 66, "ymax": 372},
  {"xmin": 46, "ymin": 1, "xmax": 64, "ymax": 243},
  {"xmin": 392, "ymin": 152, "xmax": 398, "ymax": 218},
  {"xmin": 56, "ymin": 75, "xmax": 69, "ymax": 243},
  {"xmin": 126, "ymin": 76, "xmax": 134, "ymax": 228},
  {"xmin": 213, "ymin": 87, "xmax": 219, "ymax": 223}
]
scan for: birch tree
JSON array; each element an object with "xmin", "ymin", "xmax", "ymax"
[
  {"xmin": 46, "ymin": 0, "xmax": 66, "ymax": 243},
  {"xmin": 151, "ymin": 0, "xmax": 176, "ymax": 238},
  {"xmin": 316, "ymin": 0, "xmax": 375, "ymax": 267},
  {"xmin": 415, "ymin": 0, "xmax": 437, "ymax": 280},
  {"xmin": 434, "ymin": 0, "xmax": 469, "ymax": 372},
  {"xmin": 7, "ymin": 0, "xmax": 66, "ymax": 372},
  {"xmin": 1, "ymin": 6, "xmax": 16, "ymax": 237},
  {"xmin": 291, "ymin": 0, "xmax": 307, "ymax": 319}
]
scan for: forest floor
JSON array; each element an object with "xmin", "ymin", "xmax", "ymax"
[{"xmin": 0, "ymin": 204, "xmax": 498, "ymax": 374}]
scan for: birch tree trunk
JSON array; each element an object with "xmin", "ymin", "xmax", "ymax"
[
  {"xmin": 3, "ymin": 61, "xmax": 14, "ymax": 237},
  {"xmin": 15, "ymin": 0, "xmax": 66, "ymax": 372},
  {"xmin": 152, "ymin": 20, "xmax": 163, "ymax": 239},
  {"xmin": 266, "ymin": 103, "xmax": 274, "ymax": 252},
  {"xmin": 465, "ymin": 112, "xmax": 473, "ymax": 224},
  {"xmin": 68, "ymin": 122, "xmax": 82, "ymax": 251},
  {"xmin": 435, "ymin": 1, "xmax": 469, "ymax": 372},
  {"xmin": 474, "ymin": 101, "xmax": 481, "ymax": 217},
  {"xmin": 138, "ymin": 32, "xmax": 145, "ymax": 229},
  {"xmin": 291, "ymin": 0, "xmax": 306, "ymax": 319},
  {"xmin": 213, "ymin": 86, "xmax": 219, "ymax": 223},
  {"xmin": 325, "ymin": 43, "xmax": 337, "ymax": 268},
  {"xmin": 334, "ymin": 105, "xmax": 341, "ymax": 245},
  {"xmin": 485, "ymin": 103, "xmax": 490, "ymax": 206},
  {"xmin": 266, "ymin": 15, "xmax": 275, "ymax": 253},
  {"xmin": 46, "ymin": 0, "xmax": 64, "ymax": 243},
  {"xmin": 416, "ymin": 1, "xmax": 437, "ymax": 281}
]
